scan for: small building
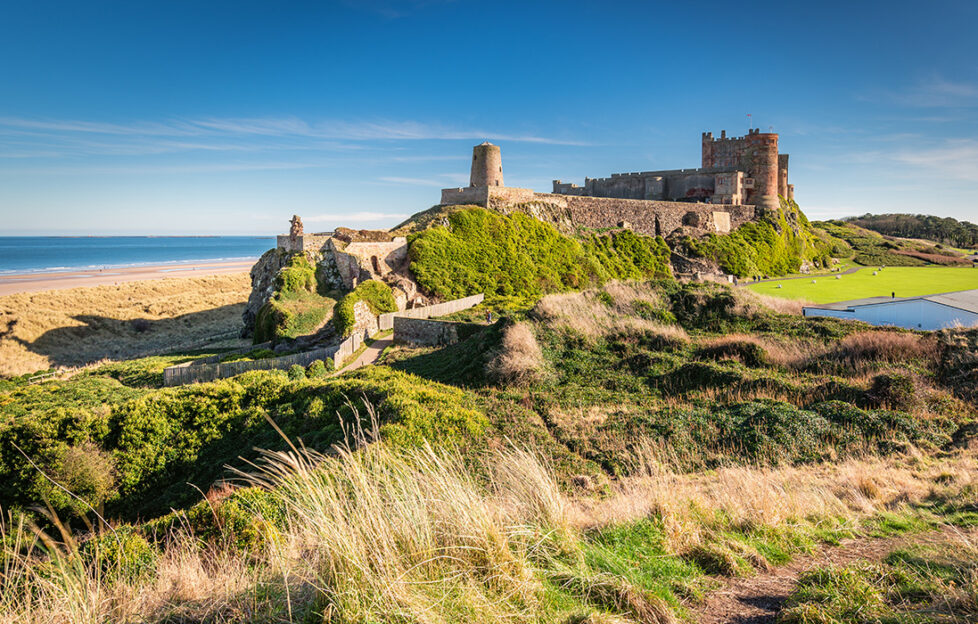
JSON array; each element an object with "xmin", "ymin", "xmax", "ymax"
[{"xmin": 802, "ymin": 289, "xmax": 978, "ymax": 330}]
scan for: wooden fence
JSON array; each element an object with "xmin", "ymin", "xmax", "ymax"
[{"xmin": 162, "ymin": 294, "xmax": 483, "ymax": 387}]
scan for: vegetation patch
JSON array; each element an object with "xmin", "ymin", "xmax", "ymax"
[
  {"xmin": 333, "ymin": 279, "xmax": 397, "ymax": 337},
  {"xmin": 407, "ymin": 206, "xmax": 671, "ymax": 305}
]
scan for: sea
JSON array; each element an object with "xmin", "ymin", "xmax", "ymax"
[{"xmin": 0, "ymin": 236, "xmax": 276, "ymax": 275}]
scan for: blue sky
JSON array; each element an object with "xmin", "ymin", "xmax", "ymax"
[{"xmin": 1, "ymin": 0, "xmax": 976, "ymax": 235}]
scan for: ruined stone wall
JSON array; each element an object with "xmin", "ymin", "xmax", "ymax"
[
  {"xmin": 441, "ymin": 186, "xmax": 489, "ymax": 206},
  {"xmin": 276, "ymin": 234, "xmax": 333, "ymax": 253}
]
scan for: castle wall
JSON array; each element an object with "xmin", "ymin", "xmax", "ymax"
[
  {"xmin": 558, "ymin": 195, "xmax": 753, "ymax": 237},
  {"xmin": 440, "ymin": 184, "xmax": 755, "ymax": 238},
  {"xmin": 276, "ymin": 234, "xmax": 333, "ymax": 253}
]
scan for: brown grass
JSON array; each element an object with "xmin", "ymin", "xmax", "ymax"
[
  {"xmin": 0, "ymin": 274, "xmax": 251, "ymax": 376},
  {"xmin": 574, "ymin": 439, "xmax": 978, "ymax": 555},
  {"xmin": 2, "ymin": 436, "xmax": 975, "ymax": 624},
  {"xmin": 733, "ymin": 289, "xmax": 812, "ymax": 316},
  {"xmin": 533, "ymin": 282, "xmax": 688, "ymax": 343},
  {"xmin": 487, "ymin": 322, "xmax": 547, "ymax": 387},
  {"xmin": 825, "ymin": 330, "xmax": 939, "ymax": 368}
]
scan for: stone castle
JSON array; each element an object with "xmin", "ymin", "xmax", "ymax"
[
  {"xmin": 272, "ymin": 130, "xmax": 792, "ymax": 297},
  {"xmin": 440, "ymin": 130, "xmax": 792, "ymax": 238}
]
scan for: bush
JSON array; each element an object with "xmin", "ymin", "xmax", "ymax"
[
  {"xmin": 408, "ymin": 207, "xmax": 671, "ymax": 302},
  {"xmin": 254, "ymin": 291, "xmax": 336, "ymax": 343},
  {"xmin": 47, "ymin": 442, "xmax": 117, "ymax": 516},
  {"xmin": 276, "ymin": 255, "xmax": 317, "ymax": 294},
  {"xmin": 686, "ymin": 199, "xmax": 831, "ymax": 277},
  {"xmin": 334, "ymin": 280, "xmax": 398, "ymax": 337},
  {"xmin": 487, "ymin": 322, "xmax": 546, "ymax": 386},
  {"xmin": 80, "ymin": 526, "xmax": 157, "ymax": 582},
  {"xmin": 307, "ymin": 359, "xmax": 334, "ymax": 378},
  {"xmin": 288, "ymin": 364, "xmax": 306, "ymax": 380}
]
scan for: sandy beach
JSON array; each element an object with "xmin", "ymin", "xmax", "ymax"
[{"xmin": 0, "ymin": 260, "xmax": 255, "ymax": 296}]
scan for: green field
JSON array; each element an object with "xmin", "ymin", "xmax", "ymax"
[{"xmin": 747, "ymin": 266, "xmax": 978, "ymax": 303}]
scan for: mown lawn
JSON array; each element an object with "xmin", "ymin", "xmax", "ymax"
[{"xmin": 747, "ymin": 266, "xmax": 978, "ymax": 303}]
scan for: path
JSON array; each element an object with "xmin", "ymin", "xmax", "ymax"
[
  {"xmin": 737, "ymin": 266, "xmax": 862, "ymax": 287},
  {"xmin": 691, "ymin": 525, "xmax": 968, "ymax": 624},
  {"xmin": 336, "ymin": 337, "xmax": 393, "ymax": 374}
]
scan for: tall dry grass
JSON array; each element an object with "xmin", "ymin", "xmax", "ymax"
[
  {"xmin": 2, "ymin": 432, "xmax": 974, "ymax": 624},
  {"xmin": 487, "ymin": 322, "xmax": 547, "ymax": 386},
  {"xmin": 0, "ymin": 274, "xmax": 251, "ymax": 376},
  {"xmin": 576, "ymin": 438, "xmax": 978, "ymax": 555},
  {"xmin": 533, "ymin": 282, "xmax": 688, "ymax": 343}
]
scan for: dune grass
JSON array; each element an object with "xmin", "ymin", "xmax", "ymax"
[
  {"xmin": 747, "ymin": 266, "xmax": 978, "ymax": 303},
  {"xmin": 0, "ymin": 273, "xmax": 252, "ymax": 377}
]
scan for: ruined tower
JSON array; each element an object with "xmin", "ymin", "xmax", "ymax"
[{"xmin": 470, "ymin": 141, "xmax": 503, "ymax": 187}]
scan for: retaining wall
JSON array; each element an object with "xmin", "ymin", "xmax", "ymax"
[{"xmin": 393, "ymin": 317, "xmax": 483, "ymax": 347}]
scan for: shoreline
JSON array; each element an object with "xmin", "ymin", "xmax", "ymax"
[{"xmin": 0, "ymin": 260, "xmax": 255, "ymax": 296}]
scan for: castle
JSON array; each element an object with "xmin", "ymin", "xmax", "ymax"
[
  {"xmin": 440, "ymin": 130, "xmax": 792, "ymax": 238},
  {"xmin": 274, "ymin": 130, "xmax": 791, "ymax": 293}
]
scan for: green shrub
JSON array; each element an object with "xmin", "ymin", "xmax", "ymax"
[
  {"xmin": 276, "ymin": 255, "xmax": 317, "ymax": 294},
  {"xmin": 288, "ymin": 364, "xmax": 306, "ymax": 380},
  {"xmin": 407, "ymin": 207, "xmax": 671, "ymax": 303},
  {"xmin": 334, "ymin": 280, "xmax": 398, "ymax": 337},
  {"xmin": 306, "ymin": 359, "xmax": 333, "ymax": 378},
  {"xmin": 686, "ymin": 199, "xmax": 832, "ymax": 277},
  {"xmin": 80, "ymin": 526, "xmax": 157, "ymax": 582},
  {"xmin": 254, "ymin": 291, "xmax": 336, "ymax": 343}
]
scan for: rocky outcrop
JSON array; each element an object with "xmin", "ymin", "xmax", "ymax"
[{"xmin": 241, "ymin": 248, "xmax": 291, "ymax": 337}]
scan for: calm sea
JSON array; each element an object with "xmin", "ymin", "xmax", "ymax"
[{"xmin": 0, "ymin": 236, "xmax": 276, "ymax": 275}]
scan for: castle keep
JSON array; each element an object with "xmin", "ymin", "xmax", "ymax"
[{"xmin": 441, "ymin": 130, "xmax": 793, "ymax": 239}]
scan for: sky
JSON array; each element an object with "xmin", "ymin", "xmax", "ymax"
[{"xmin": 1, "ymin": 0, "xmax": 977, "ymax": 235}]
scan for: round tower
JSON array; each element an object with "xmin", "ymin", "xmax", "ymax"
[
  {"xmin": 745, "ymin": 130, "xmax": 780, "ymax": 212},
  {"xmin": 469, "ymin": 141, "xmax": 503, "ymax": 187}
]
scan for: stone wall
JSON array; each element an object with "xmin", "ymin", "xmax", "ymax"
[
  {"xmin": 392, "ymin": 317, "xmax": 482, "ymax": 346},
  {"xmin": 440, "ymin": 185, "xmax": 755, "ymax": 239}
]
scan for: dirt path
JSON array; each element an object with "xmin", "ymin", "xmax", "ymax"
[
  {"xmin": 691, "ymin": 526, "xmax": 966, "ymax": 624},
  {"xmin": 336, "ymin": 337, "xmax": 393, "ymax": 374}
]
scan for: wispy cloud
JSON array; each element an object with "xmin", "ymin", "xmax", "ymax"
[
  {"xmin": 305, "ymin": 211, "xmax": 409, "ymax": 222},
  {"xmin": 890, "ymin": 138, "xmax": 978, "ymax": 181},
  {"xmin": 0, "ymin": 115, "xmax": 587, "ymax": 164},
  {"xmin": 378, "ymin": 173, "xmax": 468, "ymax": 187},
  {"xmin": 862, "ymin": 76, "xmax": 978, "ymax": 108}
]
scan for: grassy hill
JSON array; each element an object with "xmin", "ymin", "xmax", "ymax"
[{"xmin": 2, "ymin": 279, "xmax": 975, "ymax": 623}]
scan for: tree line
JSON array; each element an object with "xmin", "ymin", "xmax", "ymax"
[{"xmin": 846, "ymin": 213, "xmax": 978, "ymax": 249}]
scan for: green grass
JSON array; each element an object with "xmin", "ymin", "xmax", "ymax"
[{"xmin": 747, "ymin": 266, "xmax": 978, "ymax": 303}]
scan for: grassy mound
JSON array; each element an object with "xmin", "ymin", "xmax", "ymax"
[
  {"xmin": 333, "ymin": 279, "xmax": 398, "ymax": 337},
  {"xmin": 254, "ymin": 255, "xmax": 337, "ymax": 343},
  {"xmin": 407, "ymin": 206, "xmax": 671, "ymax": 305},
  {"xmin": 685, "ymin": 198, "xmax": 833, "ymax": 277}
]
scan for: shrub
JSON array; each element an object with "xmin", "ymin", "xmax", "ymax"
[
  {"xmin": 80, "ymin": 525, "xmax": 157, "ymax": 582},
  {"xmin": 307, "ymin": 359, "xmax": 333, "ymax": 378},
  {"xmin": 686, "ymin": 198, "xmax": 832, "ymax": 277},
  {"xmin": 288, "ymin": 364, "xmax": 306, "ymax": 380},
  {"xmin": 408, "ymin": 207, "xmax": 671, "ymax": 302},
  {"xmin": 48, "ymin": 442, "xmax": 117, "ymax": 516},
  {"xmin": 695, "ymin": 335, "xmax": 770, "ymax": 367},
  {"xmin": 276, "ymin": 255, "xmax": 317, "ymax": 294},
  {"xmin": 254, "ymin": 291, "xmax": 335, "ymax": 343},
  {"xmin": 487, "ymin": 322, "xmax": 546, "ymax": 386},
  {"xmin": 334, "ymin": 280, "xmax": 397, "ymax": 337}
]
